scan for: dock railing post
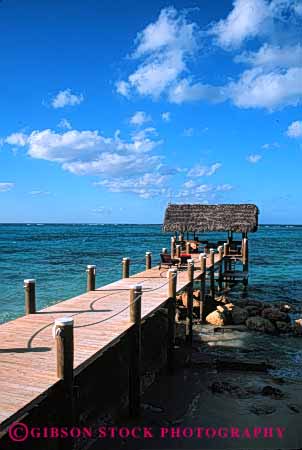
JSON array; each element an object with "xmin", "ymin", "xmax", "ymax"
[
  {"xmin": 129, "ymin": 285, "xmax": 142, "ymax": 417},
  {"xmin": 209, "ymin": 249, "xmax": 215, "ymax": 300},
  {"xmin": 199, "ymin": 254, "xmax": 206, "ymax": 321},
  {"xmin": 167, "ymin": 268, "xmax": 177, "ymax": 371},
  {"xmin": 242, "ymin": 237, "xmax": 248, "ymax": 271},
  {"xmin": 223, "ymin": 243, "xmax": 230, "ymax": 288},
  {"xmin": 218, "ymin": 245, "xmax": 223, "ymax": 291},
  {"xmin": 145, "ymin": 252, "xmax": 152, "ymax": 270},
  {"xmin": 171, "ymin": 236, "xmax": 176, "ymax": 258},
  {"xmin": 186, "ymin": 259, "xmax": 194, "ymax": 345},
  {"xmin": 24, "ymin": 279, "xmax": 36, "ymax": 314},
  {"xmin": 185, "ymin": 241, "xmax": 191, "ymax": 254},
  {"xmin": 86, "ymin": 265, "xmax": 96, "ymax": 291},
  {"xmin": 224, "ymin": 242, "xmax": 230, "ymax": 268},
  {"xmin": 54, "ymin": 317, "xmax": 75, "ymax": 432},
  {"xmin": 242, "ymin": 237, "xmax": 249, "ymax": 287},
  {"xmin": 122, "ymin": 257, "xmax": 130, "ymax": 279}
]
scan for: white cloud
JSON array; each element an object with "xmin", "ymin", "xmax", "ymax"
[
  {"xmin": 216, "ymin": 184, "xmax": 234, "ymax": 191},
  {"xmin": 51, "ymin": 89, "xmax": 84, "ymax": 109},
  {"xmin": 227, "ymin": 67, "xmax": 302, "ymax": 109},
  {"xmin": 29, "ymin": 190, "xmax": 51, "ymax": 196},
  {"xmin": 92, "ymin": 206, "xmax": 112, "ymax": 215},
  {"xmin": 116, "ymin": 81, "xmax": 131, "ymax": 97},
  {"xmin": 247, "ymin": 154, "xmax": 262, "ymax": 163},
  {"xmin": 96, "ymin": 173, "xmax": 169, "ymax": 199},
  {"xmin": 0, "ymin": 182, "xmax": 14, "ymax": 192},
  {"xmin": 210, "ymin": 0, "xmax": 271, "ymax": 49},
  {"xmin": 294, "ymin": 1, "xmax": 302, "ymax": 15},
  {"xmin": 286, "ymin": 120, "xmax": 302, "ymax": 137},
  {"xmin": 262, "ymin": 141, "xmax": 280, "ymax": 149},
  {"xmin": 235, "ymin": 44, "xmax": 302, "ymax": 70},
  {"xmin": 5, "ymin": 128, "xmax": 162, "ymax": 178},
  {"xmin": 161, "ymin": 112, "xmax": 171, "ymax": 122},
  {"xmin": 63, "ymin": 153, "xmax": 161, "ymax": 177},
  {"xmin": 168, "ymin": 78, "xmax": 225, "ymax": 104},
  {"xmin": 117, "ymin": 7, "xmax": 200, "ymax": 100},
  {"xmin": 130, "ymin": 111, "xmax": 151, "ymax": 126},
  {"xmin": 187, "ymin": 162, "xmax": 222, "ymax": 177},
  {"xmin": 5, "ymin": 132, "xmax": 28, "ymax": 146},
  {"xmin": 58, "ymin": 118, "xmax": 72, "ymax": 130},
  {"xmin": 175, "ymin": 181, "xmax": 233, "ymax": 201}
]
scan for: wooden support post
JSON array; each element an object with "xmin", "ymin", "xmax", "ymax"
[
  {"xmin": 171, "ymin": 236, "xmax": 176, "ymax": 258},
  {"xmin": 145, "ymin": 252, "xmax": 152, "ymax": 270},
  {"xmin": 167, "ymin": 268, "xmax": 177, "ymax": 371},
  {"xmin": 86, "ymin": 265, "xmax": 96, "ymax": 291},
  {"xmin": 186, "ymin": 259, "xmax": 194, "ymax": 345},
  {"xmin": 242, "ymin": 237, "xmax": 249, "ymax": 287},
  {"xmin": 122, "ymin": 257, "xmax": 130, "ymax": 279},
  {"xmin": 54, "ymin": 317, "xmax": 75, "ymax": 431},
  {"xmin": 242, "ymin": 238, "xmax": 248, "ymax": 270},
  {"xmin": 24, "ymin": 279, "xmax": 36, "ymax": 314},
  {"xmin": 129, "ymin": 285, "xmax": 142, "ymax": 417},
  {"xmin": 224, "ymin": 242, "xmax": 230, "ymax": 271},
  {"xmin": 175, "ymin": 244, "xmax": 181, "ymax": 258},
  {"xmin": 185, "ymin": 241, "xmax": 191, "ymax": 254},
  {"xmin": 218, "ymin": 245, "xmax": 223, "ymax": 291},
  {"xmin": 199, "ymin": 254, "xmax": 206, "ymax": 321},
  {"xmin": 209, "ymin": 249, "xmax": 215, "ymax": 300}
]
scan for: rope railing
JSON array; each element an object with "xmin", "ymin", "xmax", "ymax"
[{"xmin": 25, "ymin": 249, "xmax": 226, "ymax": 350}]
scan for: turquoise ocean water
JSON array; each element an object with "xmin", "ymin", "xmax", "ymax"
[
  {"xmin": 0, "ymin": 223, "xmax": 301, "ymax": 324},
  {"xmin": 0, "ymin": 223, "xmax": 302, "ymax": 380}
]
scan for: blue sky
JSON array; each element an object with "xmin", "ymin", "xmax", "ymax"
[{"xmin": 0, "ymin": 0, "xmax": 302, "ymax": 224}]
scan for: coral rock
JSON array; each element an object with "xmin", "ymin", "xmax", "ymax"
[{"xmin": 246, "ymin": 317, "xmax": 276, "ymax": 334}]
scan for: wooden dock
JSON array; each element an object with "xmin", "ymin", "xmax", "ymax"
[{"xmin": 0, "ymin": 252, "xmax": 222, "ymax": 430}]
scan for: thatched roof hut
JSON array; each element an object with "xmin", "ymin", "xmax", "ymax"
[{"xmin": 163, "ymin": 204, "xmax": 259, "ymax": 233}]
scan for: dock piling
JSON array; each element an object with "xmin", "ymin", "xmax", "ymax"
[
  {"xmin": 129, "ymin": 285, "xmax": 142, "ymax": 417},
  {"xmin": 218, "ymin": 245, "xmax": 223, "ymax": 291},
  {"xmin": 145, "ymin": 252, "xmax": 152, "ymax": 270},
  {"xmin": 171, "ymin": 237, "xmax": 176, "ymax": 258},
  {"xmin": 24, "ymin": 279, "xmax": 36, "ymax": 314},
  {"xmin": 242, "ymin": 237, "xmax": 249, "ymax": 287},
  {"xmin": 242, "ymin": 237, "xmax": 248, "ymax": 271},
  {"xmin": 199, "ymin": 254, "xmax": 206, "ymax": 321},
  {"xmin": 186, "ymin": 259, "xmax": 194, "ymax": 344},
  {"xmin": 86, "ymin": 265, "xmax": 96, "ymax": 291},
  {"xmin": 167, "ymin": 268, "xmax": 177, "ymax": 371},
  {"xmin": 122, "ymin": 257, "xmax": 130, "ymax": 279},
  {"xmin": 54, "ymin": 317, "xmax": 75, "ymax": 430},
  {"xmin": 185, "ymin": 241, "xmax": 191, "ymax": 254},
  {"xmin": 209, "ymin": 249, "xmax": 215, "ymax": 300}
]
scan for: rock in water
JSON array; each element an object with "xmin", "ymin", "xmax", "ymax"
[
  {"xmin": 262, "ymin": 307, "xmax": 290, "ymax": 323},
  {"xmin": 244, "ymin": 305, "xmax": 262, "ymax": 316},
  {"xmin": 246, "ymin": 316, "xmax": 276, "ymax": 334},
  {"xmin": 293, "ymin": 319, "xmax": 302, "ymax": 336},
  {"xmin": 206, "ymin": 310, "xmax": 228, "ymax": 326},
  {"xmin": 275, "ymin": 321, "xmax": 292, "ymax": 333},
  {"xmin": 231, "ymin": 306, "xmax": 249, "ymax": 324}
]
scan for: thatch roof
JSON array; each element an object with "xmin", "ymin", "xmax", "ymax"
[{"xmin": 163, "ymin": 204, "xmax": 259, "ymax": 233}]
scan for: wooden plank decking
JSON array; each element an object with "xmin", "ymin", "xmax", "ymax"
[{"xmin": 0, "ymin": 253, "xmax": 221, "ymax": 429}]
